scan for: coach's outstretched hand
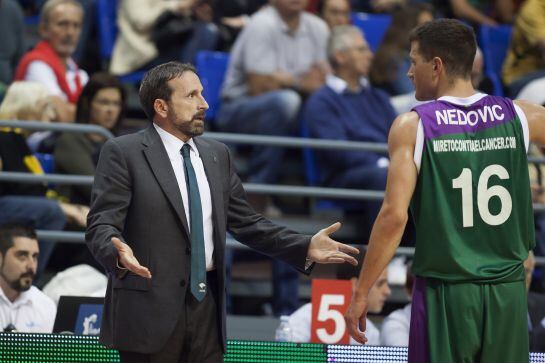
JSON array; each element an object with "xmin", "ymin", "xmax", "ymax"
[
  {"xmin": 307, "ymin": 222, "xmax": 359, "ymax": 265},
  {"xmin": 112, "ymin": 237, "xmax": 152, "ymax": 278}
]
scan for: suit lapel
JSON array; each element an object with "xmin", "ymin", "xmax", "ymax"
[{"xmin": 142, "ymin": 126, "xmax": 190, "ymax": 238}]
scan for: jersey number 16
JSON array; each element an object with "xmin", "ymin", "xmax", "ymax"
[{"xmin": 452, "ymin": 164, "xmax": 512, "ymax": 227}]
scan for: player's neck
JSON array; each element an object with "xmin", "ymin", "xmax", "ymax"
[{"xmin": 436, "ymin": 78, "xmax": 476, "ymax": 100}]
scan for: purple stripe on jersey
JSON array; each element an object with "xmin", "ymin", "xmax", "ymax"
[
  {"xmin": 408, "ymin": 277, "xmax": 430, "ymax": 363},
  {"xmin": 413, "ymin": 96, "xmax": 516, "ymax": 140}
]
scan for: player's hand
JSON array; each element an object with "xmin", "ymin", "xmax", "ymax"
[
  {"xmin": 345, "ymin": 296, "xmax": 369, "ymax": 344},
  {"xmin": 307, "ymin": 222, "xmax": 359, "ymax": 265},
  {"xmin": 112, "ymin": 237, "xmax": 152, "ymax": 278}
]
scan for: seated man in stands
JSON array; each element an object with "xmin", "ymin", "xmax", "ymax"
[
  {"xmin": 14, "ymin": 0, "xmax": 88, "ymax": 122},
  {"xmin": 288, "ymin": 249, "xmax": 390, "ymax": 344},
  {"xmin": 0, "ymin": 223, "xmax": 56, "ymax": 333},
  {"xmin": 218, "ymin": 0, "xmax": 330, "ymax": 214},
  {"xmin": 304, "ymin": 25, "xmax": 396, "ymax": 226}
]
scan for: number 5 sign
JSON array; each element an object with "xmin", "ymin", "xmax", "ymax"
[{"xmin": 310, "ymin": 279, "xmax": 352, "ymax": 344}]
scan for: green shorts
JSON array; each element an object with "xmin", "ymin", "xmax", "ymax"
[{"xmin": 408, "ymin": 277, "xmax": 529, "ymax": 363}]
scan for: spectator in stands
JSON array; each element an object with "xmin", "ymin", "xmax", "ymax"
[
  {"xmin": 502, "ymin": 0, "xmax": 545, "ymax": 103},
  {"xmin": 0, "ymin": 81, "xmax": 88, "ymax": 273},
  {"xmin": 0, "ymin": 223, "xmax": 56, "ymax": 333},
  {"xmin": 380, "ymin": 261, "xmax": 413, "ymax": 346},
  {"xmin": 0, "ymin": 0, "xmax": 25, "ymax": 89},
  {"xmin": 288, "ymin": 249, "xmax": 390, "ymax": 344},
  {"xmin": 54, "ymin": 73, "xmax": 125, "ymax": 205},
  {"xmin": 14, "ymin": 0, "xmax": 88, "ymax": 123},
  {"xmin": 524, "ymin": 251, "xmax": 545, "ymax": 352},
  {"xmin": 304, "ymin": 25, "xmax": 395, "ymax": 225},
  {"xmin": 369, "ymin": 4, "xmax": 434, "ymax": 96},
  {"xmin": 109, "ymin": 0, "xmax": 219, "ymax": 76},
  {"xmin": 317, "ymin": 0, "xmax": 351, "ymax": 29},
  {"xmin": 218, "ymin": 0, "xmax": 330, "ymax": 213},
  {"xmin": 218, "ymin": 0, "xmax": 329, "ymax": 316}
]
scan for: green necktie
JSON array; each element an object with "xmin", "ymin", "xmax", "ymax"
[{"xmin": 181, "ymin": 144, "xmax": 206, "ymax": 301}]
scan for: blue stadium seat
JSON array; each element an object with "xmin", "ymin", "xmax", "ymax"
[
  {"xmin": 351, "ymin": 12, "xmax": 392, "ymax": 53},
  {"xmin": 195, "ymin": 51, "xmax": 230, "ymax": 122},
  {"xmin": 478, "ymin": 24, "xmax": 512, "ymax": 97},
  {"xmin": 95, "ymin": 0, "xmax": 145, "ymax": 83},
  {"xmin": 34, "ymin": 153, "xmax": 55, "ymax": 174}
]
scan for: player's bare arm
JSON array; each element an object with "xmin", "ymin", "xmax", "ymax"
[
  {"xmin": 345, "ymin": 111, "xmax": 420, "ymax": 344},
  {"xmin": 514, "ymin": 100, "xmax": 545, "ymax": 146}
]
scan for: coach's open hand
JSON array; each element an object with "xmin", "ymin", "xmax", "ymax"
[
  {"xmin": 112, "ymin": 237, "xmax": 152, "ymax": 278},
  {"xmin": 307, "ymin": 222, "xmax": 359, "ymax": 265}
]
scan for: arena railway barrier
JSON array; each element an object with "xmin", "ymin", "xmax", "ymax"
[{"xmin": 1, "ymin": 120, "xmax": 545, "ymax": 267}]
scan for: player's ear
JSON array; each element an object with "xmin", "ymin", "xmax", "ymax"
[{"xmin": 431, "ymin": 57, "xmax": 443, "ymax": 74}]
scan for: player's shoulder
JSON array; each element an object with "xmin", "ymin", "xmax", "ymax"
[{"xmin": 392, "ymin": 111, "xmax": 420, "ymax": 132}]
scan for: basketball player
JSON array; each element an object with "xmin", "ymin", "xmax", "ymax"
[{"xmin": 345, "ymin": 18, "xmax": 545, "ymax": 363}]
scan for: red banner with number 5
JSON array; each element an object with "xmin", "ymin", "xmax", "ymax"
[{"xmin": 310, "ymin": 279, "xmax": 352, "ymax": 344}]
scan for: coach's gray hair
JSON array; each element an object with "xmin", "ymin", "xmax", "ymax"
[{"xmin": 327, "ymin": 25, "xmax": 364, "ymax": 68}]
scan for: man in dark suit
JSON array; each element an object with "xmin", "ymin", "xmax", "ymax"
[
  {"xmin": 86, "ymin": 62, "xmax": 359, "ymax": 363},
  {"xmin": 525, "ymin": 251, "xmax": 545, "ymax": 352}
]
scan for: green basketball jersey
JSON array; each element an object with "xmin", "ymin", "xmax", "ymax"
[{"xmin": 410, "ymin": 94, "xmax": 534, "ymax": 283}]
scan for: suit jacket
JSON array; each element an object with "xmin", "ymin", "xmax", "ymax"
[
  {"xmin": 528, "ymin": 291, "xmax": 545, "ymax": 352},
  {"xmin": 86, "ymin": 125, "xmax": 312, "ymax": 353}
]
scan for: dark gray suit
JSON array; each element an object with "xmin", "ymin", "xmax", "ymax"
[{"xmin": 86, "ymin": 125, "xmax": 311, "ymax": 354}]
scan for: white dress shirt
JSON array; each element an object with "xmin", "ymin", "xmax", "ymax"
[
  {"xmin": 154, "ymin": 124, "xmax": 215, "ymax": 270},
  {"xmin": 380, "ymin": 303, "xmax": 411, "ymax": 347},
  {"xmin": 24, "ymin": 59, "xmax": 89, "ymax": 100},
  {"xmin": 0, "ymin": 286, "xmax": 57, "ymax": 333}
]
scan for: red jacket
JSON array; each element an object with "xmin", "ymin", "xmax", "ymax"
[{"xmin": 14, "ymin": 40, "xmax": 83, "ymax": 103}]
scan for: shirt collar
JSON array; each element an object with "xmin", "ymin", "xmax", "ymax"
[
  {"xmin": 0, "ymin": 287, "xmax": 33, "ymax": 307},
  {"xmin": 153, "ymin": 123, "xmax": 199, "ymax": 158},
  {"xmin": 270, "ymin": 5, "xmax": 308, "ymax": 35},
  {"xmin": 437, "ymin": 93, "xmax": 487, "ymax": 105},
  {"xmin": 326, "ymin": 74, "xmax": 369, "ymax": 94}
]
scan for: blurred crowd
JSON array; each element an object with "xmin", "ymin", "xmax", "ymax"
[{"xmin": 0, "ymin": 0, "xmax": 544, "ymax": 350}]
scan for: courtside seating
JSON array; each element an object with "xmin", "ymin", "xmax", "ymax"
[
  {"xmin": 478, "ymin": 24, "xmax": 512, "ymax": 97},
  {"xmin": 351, "ymin": 12, "xmax": 392, "ymax": 53},
  {"xmin": 95, "ymin": 0, "xmax": 145, "ymax": 83},
  {"xmin": 195, "ymin": 51, "xmax": 230, "ymax": 123}
]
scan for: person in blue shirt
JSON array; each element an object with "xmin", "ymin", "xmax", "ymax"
[{"xmin": 304, "ymin": 25, "xmax": 396, "ymax": 226}]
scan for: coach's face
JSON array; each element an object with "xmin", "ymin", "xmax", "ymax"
[{"xmin": 159, "ymin": 72, "xmax": 209, "ymax": 142}]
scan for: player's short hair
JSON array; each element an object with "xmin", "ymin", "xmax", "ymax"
[
  {"xmin": 409, "ymin": 19, "xmax": 476, "ymax": 80},
  {"xmin": 139, "ymin": 62, "xmax": 197, "ymax": 120}
]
